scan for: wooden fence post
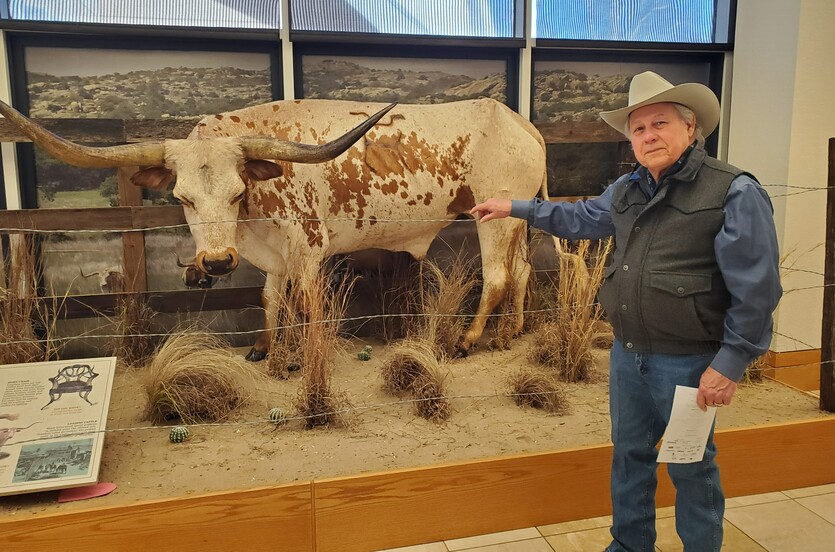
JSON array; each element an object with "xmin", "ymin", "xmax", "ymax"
[
  {"xmin": 117, "ymin": 166, "xmax": 147, "ymax": 294},
  {"xmin": 821, "ymin": 137, "xmax": 835, "ymax": 412}
]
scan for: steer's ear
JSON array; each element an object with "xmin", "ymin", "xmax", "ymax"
[
  {"xmin": 244, "ymin": 159, "xmax": 284, "ymax": 181},
  {"xmin": 131, "ymin": 166, "xmax": 175, "ymax": 191}
]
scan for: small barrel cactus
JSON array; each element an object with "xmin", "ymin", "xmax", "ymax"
[
  {"xmin": 363, "ymin": 345, "xmax": 373, "ymax": 353},
  {"xmin": 169, "ymin": 425, "xmax": 189, "ymax": 443},
  {"xmin": 357, "ymin": 350, "xmax": 371, "ymax": 361},
  {"xmin": 268, "ymin": 407, "xmax": 287, "ymax": 426}
]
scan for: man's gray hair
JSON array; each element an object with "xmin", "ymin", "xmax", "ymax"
[{"xmin": 624, "ymin": 103, "xmax": 705, "ymax": 145}]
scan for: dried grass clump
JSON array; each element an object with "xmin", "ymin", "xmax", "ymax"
[
  {"xmin": 380, "ymin": 339, "xmax": 451, "ymax": 422},
  {"xmin": 412, "ymin": 372, "xmax": 451, "ymax": 422},
  {"xmin": 488, "ymin": 228, "xmax": 529, "ymax": 351},
  {"xmin": 411, "ymin": 256, "xmax": 478, "ymax": 360},
  {"xmin": 528, "ymin": 239, "xmax": 612, "ymax": 383},
  {"xmin": 143, "ymin": 332, "xmax": 262, "ymax": 424},
  {"xmin": 264, "ymin": 279, "xmax": 305, "ymax": 380},
  {"xmin": 292, "ymin": 265, "xmax": 353, "ymax": 428},
  {"xmin": 1, "ymin": 235, "xmax": 47, "ymax": 364},
  {"xmin": 742, "ymin": 354, "xmax": 767, "ymax": 384},
  {"xmin": 112, "ymin": 293, "xmax": 156, "ymax": 367},
  {"xmin": 507, "ymin": 369, "xmax": 568, "ymax": 414},
  {"xmin": 381, "ymin": 339, "xmax": 439, "ymax": 394}
]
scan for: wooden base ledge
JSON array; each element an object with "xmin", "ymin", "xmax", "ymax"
[{"xmin": 1, "ymin": 417, "xmax": 833, "ymax": 552}]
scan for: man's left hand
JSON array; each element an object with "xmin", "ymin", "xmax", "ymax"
[{"xmin": 696, "ymin": 367, "xmax": 738, "ymax": 412}]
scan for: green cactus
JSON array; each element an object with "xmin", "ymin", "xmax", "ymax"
[
  {"xmin": 169, "ymin": 425, "xmax": 189, "ymax": 443},
  {"xmin": 357, "ymin": 350, "xmax": 371, "ymax": 361}
]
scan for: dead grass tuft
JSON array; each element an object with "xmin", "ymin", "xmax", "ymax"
[
  {"xmin": 507, "ymin": 369, "xmax": 568, "ymax": 414},
  {"xmin": 742, "ymin": 354, "xmax": 767, "ymax": 384},
  {"xmin": 410, "ymin": 256, "xmax": 478, "ymax": 360},
  {"xmin": 1, "ymin": 235, "xmax": 51, "ymax": 364},
  {"xmin": 292, "ymin": 265, "xmax": 353, "ymax": 428},
  {"xmin": 529, "ymin": 239, "xmax": 612, "ymax": 382},
  {"xmin": 112, "ymin": 293, "xmax": 157, "ymax": 367},
  {"xmin": 264, "ymin": 279, "xmax": 305, "ymax": 380},
  {"xmin": 380, "ymin": 339, "xmax": 451, "ymax": 422},
  {"xmin": 143, "ymin": 332, "xmax": 263, "ymax": 424}
]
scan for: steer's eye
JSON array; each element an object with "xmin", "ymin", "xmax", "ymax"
[
  {"xmin": 176, "ymin": 197, "xmax": 194, "ymax": 208},
  {"xmin": 231, "ymin": 192, "xmax": 245, "ymax": 205}
]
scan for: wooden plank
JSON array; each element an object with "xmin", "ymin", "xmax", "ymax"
[
  {"xmin": 766, "ymin": 348, "xmax": 821, "ymax": 368},
  {"xmin": 823, "ymin": 137, "xmax": 835, "ymax": 412},
  {"xmin": 0, "ymin": 483, "xmax": 314, "ymax": 552},
  {"xmin": 712, "ymin": 417, "xmax": 835, "ymax": 495},
  {"xmin": 0, "ymin": 206, "xmax": 185, "ymax": 232},
  {"xmin": 313, "ymin": 445, "xmax": 615, "ymax": 552},
  {"xmin": 313, "ymin": 418, "xmax": 835, "ymax": 552},
  {"xmin": 536, "ymin": 120, "xmax": 626, "ymax": 144}
]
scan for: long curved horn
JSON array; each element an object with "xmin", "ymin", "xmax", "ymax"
[
  {"xmin": 240, "ymin": 103, "xmax": 397, "ymax": 163},
  {"xmin": 0, "ymin": 99, "xmax": 166, "ymax": 168},
  {"xmin": 176, "ymin": 256, "xmax": 193, "ymax": 268},
  {"xmin": 79, "ymin": 268, "xmax": 101, "ymax": 279}
]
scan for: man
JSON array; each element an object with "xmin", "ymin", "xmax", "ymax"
[{"xmin": 471, "ymin": 71, "xmax": 782, "ymax": 552}]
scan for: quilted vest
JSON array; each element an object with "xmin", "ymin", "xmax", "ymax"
[{"xmin": 597, "ymin": 146, "xmax": 754, "ymax": 354}]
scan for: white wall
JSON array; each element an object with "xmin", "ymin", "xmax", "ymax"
[{"xmin": 728, "ymin": 0, "xmax": 835, "ymax": 352}]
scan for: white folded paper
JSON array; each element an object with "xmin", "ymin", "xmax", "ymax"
[{"xmin": 657, "ymin": 385, "xmax": 717, "ymax": 464}]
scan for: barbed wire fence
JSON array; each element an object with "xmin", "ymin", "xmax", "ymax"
[{"xmin": 1, "ymin": 193, "xmax": 830, "ymax": 447}]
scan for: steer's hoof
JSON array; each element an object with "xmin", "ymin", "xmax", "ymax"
[{"xmin": 245, "ymin": 348, "xmax": 267, "ymax": 362}]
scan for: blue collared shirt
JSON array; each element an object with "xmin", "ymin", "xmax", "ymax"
[{"xmin": 510, "ymin": 164, "xmax": 782, "ymax": 382}]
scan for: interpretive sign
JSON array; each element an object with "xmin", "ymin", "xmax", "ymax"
[{"xmin": 0, "ymin": 357, "xmax": 116, "ymax": 496}]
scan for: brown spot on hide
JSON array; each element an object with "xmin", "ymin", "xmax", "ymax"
[
  {"xmin": 272, "ymin": 105, "xmax": 280, "ymax": 111},
  {"xmin": 230, "ymin": 115, "xmax": 241, "ymax": 123},
  {"xmin": 322, "ymin": 128, "xmax": 473, "ymax": 219},
  {"xmin": 380, "ymin": 180, "xmax": 398, "ymax": 195},
  {"xmin": 407, "ymin": 200, "xmax": 417, "ymax": 206},
  {"xmin": 256, "ymin": 190, "xmax": 286, "ymax": 218},
  {"xmin": 215, "ymin": 114, "xmax": 224, "ymax": 120},
  {"xmin": 364, "ymin": 134, "xmax": 406, "ymax": 178},
  {"xmin": 369, "ymin": 216, "xmax": 378, "ymax": 226},
  {"xmin": 197, "ymin": 122, "xmax": 207, "ymax": 128},
  {"xmin": 246, "ymin": 121, "xmax": 255, "ymax": 129},
  {"xmin": 447, "ymin": 185, "xmax": 475, "ymax": 215}
]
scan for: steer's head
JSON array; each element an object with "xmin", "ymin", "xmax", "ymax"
[{"xmin": 0, "ymin": 100, "xmax": 396, "ymax": 277}]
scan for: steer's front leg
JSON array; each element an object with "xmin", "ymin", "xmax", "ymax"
[{"xmin": 246, "ymin": 272, "xmax": 286, "ymax": 362}]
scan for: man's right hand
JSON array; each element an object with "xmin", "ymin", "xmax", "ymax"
[{"xmin": 470, "ymin": 198, "xmax": 512, "ymax": 223}]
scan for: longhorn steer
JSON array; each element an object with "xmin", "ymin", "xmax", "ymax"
[
  {"xmin": 0, "ymin": 98, "xmax": 549, "ymax": 360},
  {"xmin": 79, "ymin": 266, "xmax": 126, "ymax": 293}
]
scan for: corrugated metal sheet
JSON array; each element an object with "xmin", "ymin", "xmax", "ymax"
[
  {"xmin": 534, "ymin": 0, "xmax": 715, "ymax": 42},
  {"xmin": 290, "ymin": 0, "xmax": 515, "ymax": 37},
  {"xmin": 9, "ymin": 0, "xmax": 282, "ymax": 29}
]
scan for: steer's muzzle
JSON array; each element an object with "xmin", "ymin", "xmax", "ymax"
[{"xmin": 196, "ymin": 247, "xmax": 240, "ymax": 276}]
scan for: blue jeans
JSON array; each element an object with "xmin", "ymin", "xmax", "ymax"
[{"xmin": 605, "ymin": 340, "xmax": 724, "ymax": 552}]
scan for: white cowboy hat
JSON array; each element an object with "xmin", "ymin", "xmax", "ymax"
[{"xmin": 600, "ymin": 71, "xmax": 720, "ymax": 138}]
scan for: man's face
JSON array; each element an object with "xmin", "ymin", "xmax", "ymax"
[{"xmin": 627, "ymin": 102, "xmax": 695, "ymax": 180}]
